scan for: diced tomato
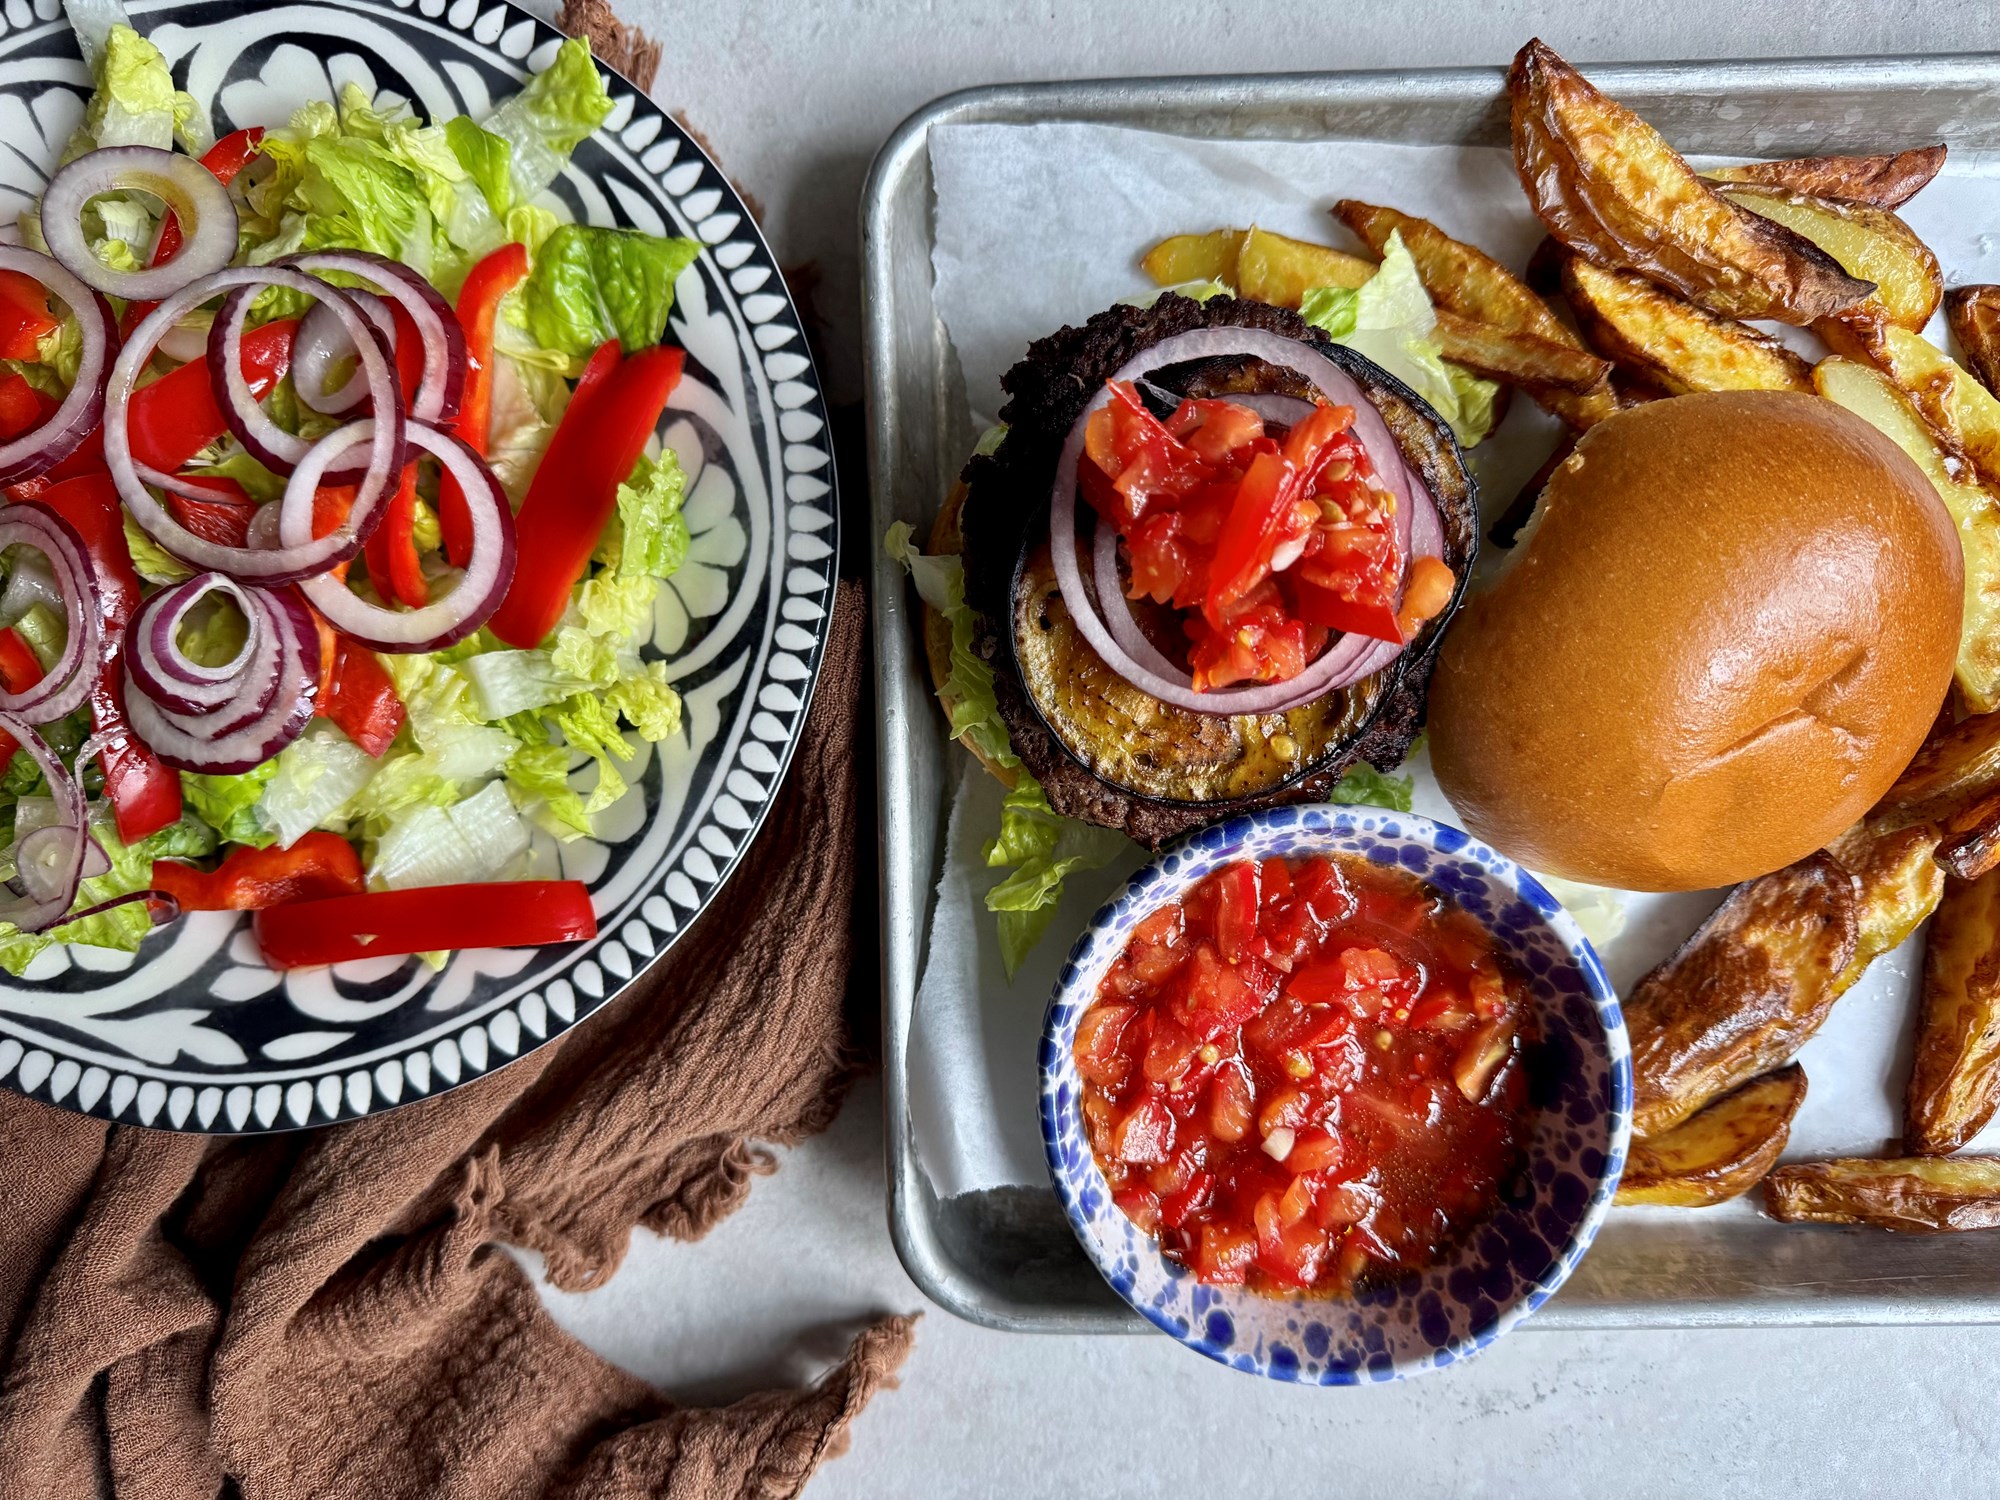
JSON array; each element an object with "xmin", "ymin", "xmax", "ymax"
[
  {"xmin": 1080, "ymin": 852, "xmax": 1529, "ymax": 1298},
  {"xmin": 1203, "ymin": 449, "xmax": 1306, "ymax": 620},
  {"xmin": 1167, "ymin": 397, "xmax": 1265, "ymax": 465},
  {"xmin": 1287, "ymin": 575, "xmax": 1403, "ymax": 647},
  {"xmin": 163, "ymin": 483, "xmax": 257, "ymax": 548},
  {"xmin": 0, "ymin": 271, "xmax": 57, "ymax": 360},
  {"xmin": 1079, "ymin": 381, "xmax": 1207, "ymax": 526},
  {"xmin": 0, "ymin": 373, "xmax": 44, "ymax": 441},
  {"xmin": 1185, "ymin": 601, "xmax": 1318, "ymax": 691}
]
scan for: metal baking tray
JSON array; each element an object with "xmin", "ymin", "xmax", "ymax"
[{"xmin": 863, "ymin": 55, "xmax": 2000, "ymax": 1334}]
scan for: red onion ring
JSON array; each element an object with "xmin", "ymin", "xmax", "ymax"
[
  {"xmin": 1050, "ymin": 328, "xmax": 1420, "ymax": 716},
  {"xmin": 292, "ymin": 288, "xmax": 396, "ymax": 417},
  {"xmin": 282, "ymin": 251, "xmax": 466, "ymax": 426},
  {"xmin": 0, "ymin": 248, "xmax": 114, "ymax": 486},
  {"xmin": 0, "ymin": 710, "xmax": 90, "ymax": 933},
  {"xmin": 0, "ymin": 503, "xmax": 103, "ymax": 723},
  {"xmin": 290, "ymin": 420, "xmax": 515, "ymax": 652},
  {"xmin": 107, "ymin": 267, "xmax": 403, "ymax": 583},
  {"xmin": 123, "ymin": 583, "xmax": 320, "ymax": 773},
  {"xmin": 125, "ymin": 572, "xmax": 281, "ymax": 721},
  {"xmin": 38, "ymin": 146, "xmax": 238, "ymax": 301}
]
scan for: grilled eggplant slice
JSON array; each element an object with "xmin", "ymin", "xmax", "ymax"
[{"xmin": 960, "ymin": 295, "xmax": 1479, "ymax": 846}]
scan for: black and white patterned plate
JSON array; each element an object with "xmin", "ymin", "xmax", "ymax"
[{"xmin": 0, "ymin": 0, "xmax": 838, "ymax": 1131}]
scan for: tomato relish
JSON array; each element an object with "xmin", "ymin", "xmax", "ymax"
[
  {"xmin": 1080, "ymin": 380, "xmax": 1454, "ymax": 692},
  {"xmin": 1074, "ymin": 852, "xmax": 1530, "ymax": 1297}
]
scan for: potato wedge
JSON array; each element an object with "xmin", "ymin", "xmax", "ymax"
[
  {"xmin": 1627, "ymin": 854, "xmax": 1859, "ymax": 1138},
  {"xmin": 1813, "ymin": 357, "xmax": 2000, "ymax": 713},
  {"xmin": 1866, "ymin": 325, "xmax": 2000, "ymax": 493},
  {"xmin": 1719, "ymin": 187, "xmax": 1940, "ymax": 335},
  {"xmin": 1947, "ymin": 286, "xmax": 2000, "ymax": 397},
  {"xmin": 1561, "ymin": 258, "xmax": 1812, "ymax": 395},
  {"xmin": 1429, "ymin": 309, "xmax": 1611, "ymax": 394},
  {"xmin": 1704, "ymin": 145, "xmax": 1946, "ymax": 209},
  {"xmin": 1906, "ymin": 868, "xmax": 2000, "ymax": 1154},
  {"xmin": 1765, "ymin": 1156, "xmax": 2000, "ymax": 1231},
  {"xmin": 1508, "ymin": 39, "xmax": 1874, "ymax": 326},
  {"xmin": 1825, "ymin": 821, "xmax": 1947, "ymax": 992},
  {"xmin": 1615, "ymin": 1065, "xmax": 1806, "ymax": 1207},
  {"xmin": 1936, "ymin": 791, "xmax": 2000, "ymax": 882},
  {"xmin": 1875, "ymin": 710, "xmax": 2000, "ymax": 832},
  {"xmin": 1232, "ymin": 226, "xmax": 1375, "ymax": 308},
  {"xmin": 1330, "ymin": 201, "xmax": 1617, "ymax": 428},
  {"xmin": 1141, "ymin": 229, "xmax": 1247, "ymax": 289}
]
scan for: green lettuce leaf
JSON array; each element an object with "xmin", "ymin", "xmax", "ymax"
[
  {"xmin": 70, "ymin": 22, "xmax": 198, "ymax": 157},
  {"xmin": 605, "ymin": 450, "xmax": 689, "ymax": 580},
  {"xmin": 519, "ymin": 224, "xmax": 701, "ymax": 362},
  {"xmin": 981, "ymin": 782, "xmax": 1126, "ymax": 978},
  {"xmin": 445, "ymin": 115, "xmax": 514, "ymax": 219},
  {"xmin": 503, "ymin": 737, "xmax": 592, "ymax": 840},
  {"xmin": 1326, "ymin": 761, "xmax": 1415, "ymax": 813},
  {"xmin": 882, "ymin": 520, "xmax": 1018, "ymax": 775},
  {"xmin": 180, "ymin": 763, "xmax": 278, "ymax": 847},
  {"xmin": 1299, "ymin": 231, "xmax": 1500, "ymax": 448},
  {"xmin": 480, "ymin": 36, "xmax": 613, "ymax": 206}
]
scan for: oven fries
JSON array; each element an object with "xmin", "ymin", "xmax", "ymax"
[
  {"xmin": 1947, "ymin": 287, "xmax": 2000, "ymax": 397},
  {"xmin": 1719, "ymin": 186, "xmax": 1942, "ymax": 335},
  {"xmin": 1615, "ymin": 1064, "xmax": 1806, "ymax": 1207},
  {"xmin": 1704, "ymin": 145, "xmax": 1946, "ymax": 209},
  {"xmin": 1508, "ymin": 39, "xmax": 1874, "ymax": 325},
  {"xmin": 1876, "ymin": 711, "xmax": 2000, "ymax": 834},
  {"xmin": 1765, "ymin": 1156, "xmax": 2000, "ymax": 1231},
  {"xmin": 1813, "ymin": 357, "xmax": 2000, "ymax": 715},
  {"xmin": 1906, "ymin": 868, "xmax": 2000, "ymax": 1154},
  {"xmin": 1429, "ymin": 310, "xmax": 1610, "ymax": 394},
  {"xmin": 1867, "ymin": 325, "xmax": 2000, "ymax": 493},
  {"xmin": 1560, "ymin": 258, "xmax": 1812, "ymax": 395},
  {"xmin": 1233, "ymin": 225, "xmax": 1375, "ymax": 306},
  {"xmin": 1935, "ymin": 791, "xmax": 2000, "ymax": 883}
]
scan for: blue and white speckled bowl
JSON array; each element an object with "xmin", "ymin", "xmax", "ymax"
[{"xmin": 1039, "ymin": 804, "xmax": 1631, "ymax": 1383}]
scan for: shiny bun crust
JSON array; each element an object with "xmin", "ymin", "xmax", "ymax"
[{"xmin": 1429, "ymin": 390, "xmax": 1963, "ymax": 891}]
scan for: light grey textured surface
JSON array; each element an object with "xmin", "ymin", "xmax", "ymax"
[{"xmin": 523, "ymin": 3, "xmax": 2000, "ymax": 1494}]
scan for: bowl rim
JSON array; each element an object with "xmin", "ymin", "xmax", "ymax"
[{"xmin": 1036, "ymin": 802, "xmax": 1631, "ymax": 1383}]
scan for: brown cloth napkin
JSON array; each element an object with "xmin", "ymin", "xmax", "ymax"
[{"xmin": 0, "ymin": 581, "xmax": 913, "ymax": 1499}]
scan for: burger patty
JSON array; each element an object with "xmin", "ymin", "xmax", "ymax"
[{"xmin": 959, "ymin": 294, "xmax": 1479, "ymax": 847}]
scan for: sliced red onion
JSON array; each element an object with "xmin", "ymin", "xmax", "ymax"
[
  {"xmin": 0, "ymin": 711, "xmax": 88, "ymax": 933},
  {"xmin": 0, "ymin": 547, "xmax": 61, "ymax": 628},
  {"xmin": 107, "ymin": 267, "xmax": 402, "ymax": 583},
  {"xmin": 0, "ymin": 248, "xmax": 114, "ymax": 486},
  {"xmin": 0, "ymin": 503, "xmax": 102, "ymax": 723},
  {"xmin": 123, "ymin": 583, "xmax": 320, "ymax": 773},
  {"xmin": 282, "ymin": 251, "xmax": 466, "ymax": 425},
  {"xmin": 125, "ymin": 572, "xmax": 280, "ymax": 721},
  {"xmin": 39, "ymin": 146, "xmax": 237, "ymax": 301},
  {"xmin": 134, "ymin": 460, "xmax": 252, "ymax": 504},
  {"xmin": 292, "ymin": 288, "xmax": 396, "ymax": 416},
  {"xmin": 1050, "ymin": 329, "xmax": 1421, "ymax": 716},
  {"xmin": 291, "ymin": 421, "xmax": 515, "ymax": 651}
]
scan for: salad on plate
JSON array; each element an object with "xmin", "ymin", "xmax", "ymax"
[{"xmin": 0, "ymin": 7, "xmax": 703, "ymax": 976}]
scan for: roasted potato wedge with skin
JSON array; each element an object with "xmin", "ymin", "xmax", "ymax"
[
  {"xmin": 1627, "ymin": 854, "xmax": 1859, "ymax": 1138},
  {"xmin": 1429, "ymin": 309, "xmax": 1611, "ymax": 394},
  {"xmin": 1825, "ymin": 821, "xmax": 1947, "ymax": 993},
  {"xmin": 1875, "ymin": 709, "xmax": 2000, "ymax": 833},
  {"xmin": 1141, "ymin": 229, "xmax": 1246, "ymax": 288},
  {"xmin": 1936, "ymin": 791, "xmax": 2000, "ymax": 882},
  {"xmin": 1704, "ymin": 145, "xmax": 1946, "ymax": 210},
  {"xmin": 1765, "ymin": 1156, "xmax": 2000, "ymax": 1231},
  {"xmin": 1907, "ymin": 868, "xmax": 2000, "ymax": 1155},
  {"xmin": 1947, "ymin": 286, "xmax": 2000, "ymax": 397},
  {"xmin": 1508, "ymin": 39, "xmax": 1874, "ymax": 326},
  {"xmin": 1232, "ymin": 225, "xmax": 1375, "ymax": 308},
  {"xmin": 1719, "ymin": 187, "xmax": 1940, "ymax": 335},
  {"xmin": 1561, "ymin": 258, "xmax": 1812, "ymax": 395},
  {"xmin": 1866, "ymin": 325, "xmax": 2000, "ymax": 493},
  {"xmin": 1616, "ymin": 1065, "xmax": 1806, "ymax": 1206},
  {"xmin": 1814, "ymin": 358, "xmax": 2000, "ymax": 714}
]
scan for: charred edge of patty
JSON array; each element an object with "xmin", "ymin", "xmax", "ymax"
[{"xmin": 959, "ymin": 293, "xmax": 1479, "ymax": 847}]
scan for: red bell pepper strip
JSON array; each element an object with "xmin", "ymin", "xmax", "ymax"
[
  {"xmin": 441, "ymin": 241, "xmax": 530, "ymax": 565},
  {"xmin": 361, "ymin": 462, "xmax": 427, "ymax": 609},
  {"xmin": 318, "ymin": 637, "xmax": 405, "ymax": 757},
  {"xmin": 120, "ymin": 128, "xmax": 265, "ymax": 339},
  {"xmin": 0, "ymin": 272, "xmax": 57, "ymax": 361},
  {"xmin": 0, "ymin": 373, "xmax": 44, "ymax": 440},
  {"xmin": 28, "ymin": 476, "xmax": 183, "ymax": 842},
  {"xmin": 0, "ymin": 625, "xmax": 46, "ymax": 765},
  {"xmin": 116, "ymin": 317, "xmax": 298, "ymax": 476},
  {"xmin": 252, "ymin": 880, "xmax": 598, "ymax": 969},
  {"xmin": 488, "ymin": 340, "xmax": 683, "ymax": 648},
  {"xmin": 151, "ymin": 831, "xmax": 364, "ymax": 912}
]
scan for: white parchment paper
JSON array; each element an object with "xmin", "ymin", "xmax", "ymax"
[{"xmin": 911, "ymin": 119, "xmax": 2000, "ymax": 1199}]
